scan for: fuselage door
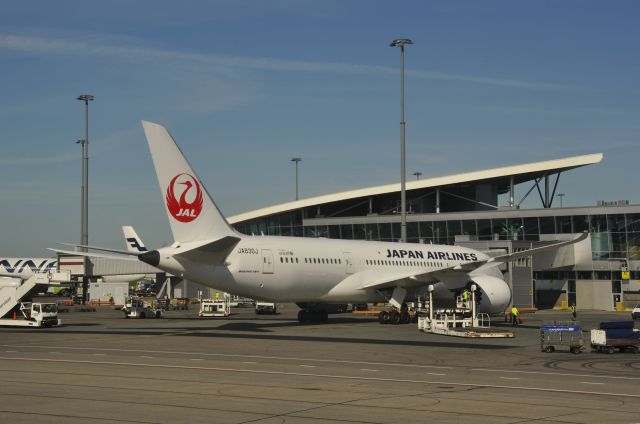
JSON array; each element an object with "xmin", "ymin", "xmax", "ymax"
[
  {"xmin": 261, "ymin": 249, "xmax": 274, "ymax": 274},
  {"xmin": 343, "ymin": 252, "xmax": 354, "ymax": 275}
]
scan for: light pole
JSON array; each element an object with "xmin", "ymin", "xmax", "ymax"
[
  {"xmin": 390, "ymin": 38, "xmax": 413, "ymax": 243},
  {"xmin": 557, "ymin": 193, "xmax": 565, "ymax": 208},
  {"xmin": 77, "ymin": 94, "xmax": 93, "ymax": 304},
  {"xmin": 291, "ymin": 157, "xmax": 301, "ymax": 200},
  {"xmin": 413, "ymin": 171, "xmax": 422, "ymax": 180}
]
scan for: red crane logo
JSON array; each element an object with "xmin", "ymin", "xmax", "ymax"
[{"xmin": 166, "ymin": 173, "xmax": 203, "ymax": 222}]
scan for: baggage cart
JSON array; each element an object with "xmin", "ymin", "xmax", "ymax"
[
  {"xmin": 540, "ymin": 322, "xmax": 583, "ymax": 354},
  {"xmin": 591, "ymin": 321, "xmax": 640, "ymax": 354}
]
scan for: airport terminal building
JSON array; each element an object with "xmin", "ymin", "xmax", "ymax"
[{"xmin": 228, "ymin": 153, "xmax": 640, "ymax": 311}]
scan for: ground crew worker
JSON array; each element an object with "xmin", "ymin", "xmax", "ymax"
[
  {"xmin": 462, "ymin": 289, "xmax": 470, "ymax": 303},
  {"xmin": 511, "ymin": 306, "xmax": 519, "ymax": 326},
  {"xmin": 569, "ymin": 303, "xmax": 577, "ymax": 321}
]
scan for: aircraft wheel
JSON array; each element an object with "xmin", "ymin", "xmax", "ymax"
[
  {"xmin": 378, "ymin": 311, "xmax": 388, "ymax": 324},
  {"xmin": 389, "ymin": 311, "xmax": 400, "ymax": 325}
]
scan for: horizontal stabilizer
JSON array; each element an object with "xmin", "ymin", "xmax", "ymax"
[
  {"xmin": 174, "ymin": 236, "xmax": 241, "ymax": 265},
  {"xmin": 47, "ymin": 248, "xmax": 139, "ymax": 261},
  {"xmin": 56, "ymin": 243, "xmax": 138, "ymax": 257}
]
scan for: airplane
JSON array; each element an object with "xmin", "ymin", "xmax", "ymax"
[
  {"xmin": 123, "ymin": 225, "xmax": 149, "ymax": 253},
  {"xmin": 52, "ymin": 121, "xmax": 588, "ymax": 323},
  {"xmin": 0, "ymin": 258, "xmax": 57, "ymax": 280}
]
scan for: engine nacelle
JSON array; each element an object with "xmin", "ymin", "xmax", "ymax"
[{"xmin": 470, "ymin": 274, "xmax": 512, "ymax": 314}]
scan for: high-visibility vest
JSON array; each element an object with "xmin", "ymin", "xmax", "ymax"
[{"xmin": 511, "ymin": 307, "xmax": 519, "ymax": 316}]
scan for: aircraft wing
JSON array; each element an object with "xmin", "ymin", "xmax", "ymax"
[
  {"xmin": 486, "ymin": 231, "xmax": 588, "ymax": 264},
  {"xmin": 358, "ymin": 232, "xmax": 589, "ymax": 291}
]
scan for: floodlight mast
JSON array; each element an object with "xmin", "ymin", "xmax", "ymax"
[
  {"xmin": 390, "ymin": 38, "xmax": 413, "ymax": 243},
  {"xmin": 77, "ymin": 94, "xmax": 93, "ymax": 304},
  {"xmin": 291, "ymin": 157, "xmax": 302, "ymax": 200}
]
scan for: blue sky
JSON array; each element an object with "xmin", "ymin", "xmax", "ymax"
[{"xmin": 0, "ymin": 0, "xmax": 638, "ymax": 256}]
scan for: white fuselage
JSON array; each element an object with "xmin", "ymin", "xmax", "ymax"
[
  {"xmin": 0, "ymin": 258, "xmax": 57, "ymax": 280},
  {"xmin": 0, "ymin": 258, "xmax": 145, "ymax": 284},
  {"xmin": 153, "ymin": 235, "xmax": 508, "ymax": 311}
]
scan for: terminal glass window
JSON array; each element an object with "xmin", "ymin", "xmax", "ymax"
[
  {"xmin": 522, "ymin": 217, "xmax": 538, "ymax": 238},
  {"xmin": 556, "ymin": 216, "xmax": 572, "ymax": 233},
  {"xmin": 340, "ymin": 224, "xmax": 353, "ymax": 240},
  {"xmin": 366, "ymin": 224, "xmax": 379, "ymax": 241},
  {"xmin": 407, "ymin": 222, "xmax": 419, "ymax": 240},
  {"xmin": 477, "ymin": 219, "xmax": 492, "ymax": 240},
  {"xmin": 447, "ymin": 221, "xmax": 462, "ymax": 237},
  {"xmin": 392, "ymin": 223, "xmax": 401, "ymax": 241},
  {"xmin": 590, "ymin": 215, "xmax": 608, "ymax": 232},
  {"xmin": 419, "ymin": 222, "xmax": 433, "ymax": 239},
  {"xmin": 610, "ymin": 232, "xmax": 627, "ymax": 253},
  {"xmin": 506, "ymin": 217, "xmax": 523, "ymax": 240},
  {"xmin": 608, "ymin": 215, "xmax": 626, "ymax": 232},
  {"xmin": 539, "ymin": 217, "xmax": 555, "ymax": 234},
  {"xmin": 433, "ymin": 221, "xmax": 447, "ymax": 243},
  {"xmin": 626, "ymin": 214, "xmax": 640, "ymax": 232},
  {"xmin": 492, "ymin": 218, "xmax": 507, "ymax": 240},
  {"xmin": 461, "ymin": 220, "xmax": 477, "ymax": 237},
  {"xmin": 379, "ymin": 223, "xmax": 392, "ymax": 241},
  {"xmin": 353, "ymin": 224, "xmax": 366, "ymax": 240},
  {"xmin": 573, "ymin": 215, "xmax": 589, "ymax": 233},
  {"xmin": 326, "ymin": 225, "xmax": 338, "ymax": 239},
  {"xmin": 628, "ymin": 233, "xmax": 640, "ymax": 259},
  {"xmin": 280, "ymin": 227, "xmax": 292, "ymax": 237}
]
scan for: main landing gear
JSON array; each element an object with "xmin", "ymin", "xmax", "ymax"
[{"xmin": 377, "ymin": 309, "xmax": 413, "ymax": 325}]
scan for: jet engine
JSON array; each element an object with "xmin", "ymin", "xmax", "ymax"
[{"xmin": 470, "ymin": 274, "xmax": 512, "ymax": 314}]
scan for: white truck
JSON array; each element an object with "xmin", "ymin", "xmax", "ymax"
[
  {"xmin": 255, "ymin": 301, "xmax": 277, "ymax": 314},
  {"xmin": 0, "ymin": 302, "xmax": 61, "ymax": 327},
  {"xmin": 199, "ymin": 295, "xmax": 231, "ymax": 317},
  {"xmin": 122, "ymin": 296, "xmax": 162, "ymax": 319}
]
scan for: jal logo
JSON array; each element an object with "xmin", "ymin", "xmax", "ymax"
[{"xmin": 166, "ymin": 173, "xmax": 203, "ymax": 222}]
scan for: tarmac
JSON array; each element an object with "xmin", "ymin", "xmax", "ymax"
[{"xmin": 1, "ymin": 302, "xmax": 639, "ymax": 424}]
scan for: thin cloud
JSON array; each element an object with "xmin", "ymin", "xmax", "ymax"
[
  {"xmin": 0, "ymin": 34, "xmax": 578, "ymax": 91},
  {"xmin": 0, "ymin": 151, "xmax": 78, "ymax": 165}
]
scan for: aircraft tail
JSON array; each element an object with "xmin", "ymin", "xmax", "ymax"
[
  {"xmin": 122, "ymin": 226, "xmax": 148, "ymax": 253},
  {"xmin": 141, "ymin": 121, "xmax": 238, "ymax": 244}
]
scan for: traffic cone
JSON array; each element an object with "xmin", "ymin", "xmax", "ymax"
[{"xmin": 12, "ymin": 311, "xmax": 17, "ymax": 320}]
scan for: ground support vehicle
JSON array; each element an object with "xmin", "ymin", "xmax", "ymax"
[
  {"xmin": 255, "ymin": 301, "xmax": 277, "ymax": 314},
  {"xmin": 230, "ymin": 295, "xmax": 254, "ymax": 307},
  {"xmin": 632, "ymin": 304, "xmax": 640, "ymax": 320},
  {"xmin": 122, "ymin": 296, "xmax": 162, "ymax": 319},
  {"xmin": 417, "ymin": 285, "xmax": 512, "ymax": 337},
  {"xmin": 171, "ymin": 298, "xmax": 190, "ymax": 311},
  {"xmin": 0, "ymin": 270, "xmax": 70, "ymax": 327},
  {"xmin": 0, "ymin": 302, "xmax": 61, "ymax": 327},
  {"xmin": 591, "ymin": 321, "xmax": 640, "ymax": 354},
  {"xmin": 540, "ymin": 322, "xmax": 583, "ymax": 354},
  {"xmin": 199, "ymin": 295, "xmax": 231, "ymax": 317}
]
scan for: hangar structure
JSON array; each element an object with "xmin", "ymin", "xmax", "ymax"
[{"xmin": 228, "ymin": 153, "xmax": 640, "ymax": 311}]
